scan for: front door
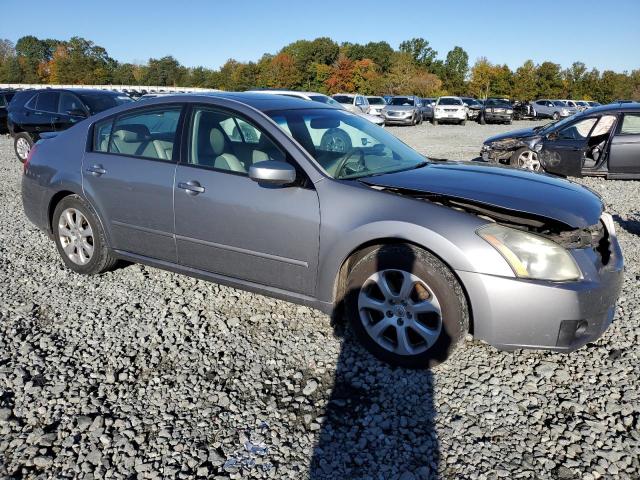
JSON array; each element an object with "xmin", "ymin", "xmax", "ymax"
[
  {"xmin": 174, "ymin": 105, "xmax": 320, "ymax": 295},
  {"xmin": 82, "ymin": 105, "xmax": 184, "ymax": 262},
  {"xmin": 541, "ymin": 117, "xmax": 598, "ymax": 177},
  {"xmin": 54, "ymin": 92, "xmax": 87, "ymax": 131},
  {"xmin": 609, "ymin": 113, "xmax": 640, "ymax": 174}
]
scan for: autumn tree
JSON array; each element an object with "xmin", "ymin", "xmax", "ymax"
[{"xmin": 325, "ymin": 55, "xmax": 355, "ymax": 94}]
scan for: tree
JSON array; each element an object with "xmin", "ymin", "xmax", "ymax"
[
  {"xmin": 562, "ymin": 61, "xmax": 587, "ymax": 98},
  {"xmin": 15, "ymin": 35, "xmax": 55, "ymax": 82},
  {"xmin": 257, "ymin": 52, "xmax": 299, "ymax": 89},
  {"xmin": 536, "ymin": 61, "xmax": 563, "ymax": 98},
  {"xmin": 144, "ymin": 56, "xmax": 186, "ymax": 86},
  {"xmin": 398, "ymin": 38, "xmax": 438, "ymax": 70},
  {"xmin": 282, "ymin": 37, "xmax": 339, "ymax": 89},
  {"xmin": 351, "ymin": 59, "xmax": 382, "ymax": 95},
  {"xmin": 512, "ymin": 60, "xmax": 537, "ymax": 100},
  {"xmin": 442, "ymin": 46, "xmax": 468, "ymax": 95},
  {"xmin": 410, "ymin": 71, "xmax": 443, "ymax": 97},
  {"xmin": 383, "ymin": 53, "xmax": 418, "ymax": 95},
  {"xmin": 343, "ymin": 41, "xmax": 394, "ymax": 72},
  {"xmin": 325, "ymin": 55, "xmax": 355, "ymax": 94},
  {"xmin": 468, "ymin": 57, "xmax": 493, "ymax": 98}
]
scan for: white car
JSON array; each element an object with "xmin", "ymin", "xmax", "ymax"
[
  {"xmin": 433, "ymin": 96, "xmax": 468, "ymax": 125},
  {"xmin": 246, "ymin": 90, "xmax": 384, "ymax": 126},
  {"xmin": 366, "ymin": 96, "xmax": 387, "ymax": 116}
]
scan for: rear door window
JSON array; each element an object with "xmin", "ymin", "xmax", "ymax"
[
  {"xmin": 35, "ymin": 92, "xmax": 60, "ymax": 112},
  {"xmin": 619, "ymin": 114, "xmax": 640, "ymax": 135}
]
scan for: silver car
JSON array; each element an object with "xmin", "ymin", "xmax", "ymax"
[
  {"xmin": 21, "ymin": 93, "xmax": 623, "ymax": 368},
  {"xmin": 332, "ymin": 93, "xmax": 370, "ymax": 114},
  {"xmin": 532, "ymin": 99, "xmax": 579, "ymax": 120}
]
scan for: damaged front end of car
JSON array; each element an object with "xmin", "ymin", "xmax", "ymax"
[{"xmin": 481, "ymin": 137, "xmax": 542, "ymax": 164}]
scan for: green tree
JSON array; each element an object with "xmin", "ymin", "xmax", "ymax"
[
  {"xmin": 536, "ymin": 61, "xmax": 563, "ymax": 98},
  {"xmin": 512, "ymin": 60, "xmax": 538, "ymax": 100},
  {"xmin": 282, "ymin": 37, "xmax": 339, "ymax": 89},
  {"xmin": 562, "ymin": 61, "xmax": 587, "ymax": 98},
  {"xmin": 15, "ymin": 35, "xmax": 55, "ymax": 82},
  {"xmin": 343, "ymin": 41, "xmax": 394, "ymax": 72},
  {"xmin": 144, "ymin": 56, "xmax": 187, "ymax": 86},
  {"xmin": 442, "ymin": 46, "xmax": 468, "ymax": 95},
  {"xmin": 398, "ymin": 38, "xmax": 438, "ymax": 70}
]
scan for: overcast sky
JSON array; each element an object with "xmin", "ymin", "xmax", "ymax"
[{"xmin": 3, "ymin": 0, "xmax": 639, "ymax": 72}]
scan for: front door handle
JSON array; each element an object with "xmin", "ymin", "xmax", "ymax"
[
  {"xmin": 178, "ymin": 181, "xmax": 205, "ymax": 195},
  {"xmin": 85, "ymin": 165, "xmax": 106, "ymax": 176}
]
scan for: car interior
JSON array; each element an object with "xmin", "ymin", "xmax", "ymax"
[
  {"xmin": 190, "ymin": 109, "xmax": 284, "ymax": 173},
  {"xmin": 585, "ymin": 115, "xmax": 617, "ymax": 167}
]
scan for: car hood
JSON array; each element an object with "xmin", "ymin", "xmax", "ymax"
[
  {"xmin": 384, "ymin": 105, "xmax": 416, "ymax": 112},
  {"xmin": 362, "ymin": 162, "xmax": 603, "ymax": 228},
  {"xmin": 484, "ymin": 127, "xmax": 537, "ymax": 144}
]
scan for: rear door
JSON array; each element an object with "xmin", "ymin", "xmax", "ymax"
[
  {"xmin": 30, "ymin": 91, "xmax": 59, "ymax": 134},
  {"xmin": 609, "ymin": 113, "xmax": 640, "ymax": 174},
  {"xmin": 540, "ymin": 117, "xmax": 598, "ymax": 176},
  {"xmin": 82, "ymin": 104, "xmax": 184, "ymax": 262}
]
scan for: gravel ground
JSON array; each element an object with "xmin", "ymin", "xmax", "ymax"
[{"xmin": 0, "ymin": 125, "xmax": 638, "ymax": 479}]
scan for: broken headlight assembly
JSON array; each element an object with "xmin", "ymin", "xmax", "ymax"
[{"xmin": 478, "ymin": 224, "xmax": 582, "ymax": 281}]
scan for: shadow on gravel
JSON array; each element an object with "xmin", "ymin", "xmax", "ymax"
[
  {"xmin": 613, "ymin": 213, "xmax": 640, "ymax": 235},
  {"xmin": 310, "ymin": 245, "xmax": 440, "ymax": 480}
]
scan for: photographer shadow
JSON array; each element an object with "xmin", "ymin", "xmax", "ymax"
[{"xmin": 310, "ymin": 245, "xmax": 441, "ymax": 480}]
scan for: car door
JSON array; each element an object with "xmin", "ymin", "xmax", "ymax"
[
  {"xmin": 82, "ymin": 104, "xmax": 184, "ymax": 262},
  {"xmin": 608, "ymin": 112, "xmax": 640, "ymax": 174},
  {"xmin": 29, "ymin": 91, "xmax": 59, "ymax": 134},
  {"xmin": 54, "ymin": 92, "xmax": 88, "ymax": 131},
  {"xmin": 540, "ymin": 117, "xmax": 598, "ymax": 176},
  {"xmin": 173, "ymin": 104, "xmax": 320, "ymax": 295}
]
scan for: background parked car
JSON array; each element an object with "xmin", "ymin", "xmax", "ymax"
[
  {"xmin": 587, "ymin": 101, "xmax": 602, "ymax": 108},
  {"xmin": 433, "ymin": 96, "xmax": 467, "ymax": 125},
  {"xmin": 8, "ymin": 88, "xmax": 133, "ymax": 161},
  {"xmin": 420, "ymin": 98, "xmax": 435, "ymax": 121},
  {"xmin": 512, "ymin": 100, "xmax": 534, "ymax": 120},
  {"xmin": 481, "ymin": 103, "xmax": 640, "ymax": 179},
  {"xmin": 461, "ymin": 97, "xmax": 482, "ymax": 120},
  {"xmin": 366, "ymin": 96, "xmax": 387, "ymax": 116},
  {"xmin": 531, "ymin": 99, "xmax": 578, "ymax": 120},
  {"xmin": 332, "ymin": 93, "xmax": 370, "ymax": 114},
  {"xmin": 0, "ymin": 90, "xmax": 16, "ymax": 134},
  {"xmin": 382, "ymin": 96, "xmax": 423, "ymax": 126},
  {"xmin": 479, "ymin": 98, "xmax": 514, "ymax": 124},
  {"xmin": 248, "ymin": 90, "xmax": 384, "ymax": 126}
]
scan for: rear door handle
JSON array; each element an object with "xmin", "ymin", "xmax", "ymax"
[
  {"xmin": 85, "ymin": 165, "xmax": 106, "ymax": 176},
  {"xmin": 178, "ymin": 181, "xmax": 205, "ymax": 195}
]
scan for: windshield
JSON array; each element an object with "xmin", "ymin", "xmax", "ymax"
[
  {"xmin": 390, "ymin": 97, "xmax": 415, "ymax": 106},
  {"xmin": 539, "ymin": 115, "xmax": 576, "ymax": 134},
  {"xmin": 438, "ymin": 97, "xmax": 463, "ymax": 106},
  {"xmin": 332, "ymin": 95, "xmax": 353, "ymax": 104},
  {"xmin": 367, "ymin": 97, "xmax": 386, "ymax": 105},
  {"xmin": 268, "ymin": 108, "xmax": 427, "ymax": 180},
  {"xmin": 309, "ymin": 95, "xmax": 342, "ymax": 107},
  {"xmin": 486, "ymin": 99, "xmax": 510, "ymax": 107},
  {"xmin": 78, "ymin": 92, "xmax": 133, "ymax": 114}
]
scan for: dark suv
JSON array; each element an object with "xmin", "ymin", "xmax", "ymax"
[
  {"xmin": 479, "ymin": 98, "xmax": 514, "ymax": 125},
  {"xmin": 8, "ymin": 88, "xmax": 133, "ymax": 161},
  {"xmin": 0, "ymin": 90, "xmax": 16, "ymax": 134}
]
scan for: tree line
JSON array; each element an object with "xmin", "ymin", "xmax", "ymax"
[{"xmin": 0, "ymin": 35, "xmax": 638, "ymax": 103}]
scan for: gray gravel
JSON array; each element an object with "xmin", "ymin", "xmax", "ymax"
[{"xmin": 0, "ymin": 127, "xmax": 639, "ymax": 479}]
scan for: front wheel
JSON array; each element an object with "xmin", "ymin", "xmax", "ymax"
[
  {"xmin": 432, "ymin": 119, "xmax": 438, "ymax": 126},
  {"xmin": 479, "ymin": 114, "xmax": 486, "ymax": 125},
  {"xmin": 14, "ymin": 133, "xmax": 34, "ymax": 163},
  {"xmin": 552, "ymin": 112, "xmax": 560, "ymax": 120},
  {"xmin": 344, "ymin": 244, "xmax": 469, "ymax": 368},
  {"xmin": 53, "ymin": 195, "xmax": 118, "ymax": 275},
  {"xmin": 510, "ymin": 147, "xmax": 542, "ymax": 172},
  {"xmin": 460, "ymin": 119, "xmax": 466, "ymax": 126}
]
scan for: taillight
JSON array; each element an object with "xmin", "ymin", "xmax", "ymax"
[{"xmin": 24, "ymin": 143, "xmax": 37, "ymax": 174}]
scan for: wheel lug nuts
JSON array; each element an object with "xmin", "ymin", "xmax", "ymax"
[{"xmin": 386, "ymin": 311, "xmax": 393, "ymax": 317}]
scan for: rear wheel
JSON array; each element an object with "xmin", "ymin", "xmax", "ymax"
[
  {"xmin": 14, "ymin": 133, "xmax": 33, "ymax": 163},
  {"xmin": 552, "ymin": 112, "xmax": 560, "ymax": 120},
  {"xmin": 344, "ymin": 244, "xmax": 468, "ymax": 368},
  {"xmin": 52, "ymin": 195, "xmax": 118, "ymax": 275}
]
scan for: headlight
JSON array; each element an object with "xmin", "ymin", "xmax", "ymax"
[
  {"xmin": 506, "ymin": 109, "xmax": 513, "ymax": 114},
  {"xmin": 532, "ymin": 143, "xmax": 543, "ymax": 152},
  {"xmin": 478, "ymin": 224, "xmax": 581, "ymax": 281}
]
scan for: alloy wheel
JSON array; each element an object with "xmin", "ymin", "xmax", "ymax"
[
  {"xmin": 58, "ymin": 208, "xmax": 94, "ymax": 265},
  {"xmin": 16, "ymin": 137, "xmax": 31, "ymax": 160},
  {"xmin": 358, "ymin": 269, "xmax": 442, "ymax": 356},
  {"xmin": 517, "ymin": 150, "xmax": 541, "ymax": 171}
]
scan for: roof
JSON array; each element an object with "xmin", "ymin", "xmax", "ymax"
[{"xmin": 579, "ymin": 102, "xmax": 640, "ymax": 115}]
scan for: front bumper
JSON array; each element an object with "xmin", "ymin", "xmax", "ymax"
[
  {"xmin": 383, "ymin": 115, "xmax": 414, "ymax": 125},
  {"xmin": 484, "ymin": 112, "xmax": 512, "ymax": 122},
  {"xmin": 457, "ymin": 228, "xmax": 624, "ymax": 352}
]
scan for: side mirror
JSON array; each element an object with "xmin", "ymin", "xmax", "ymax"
[
  {"xmin": 67, "ymin": 109, "xmax": 87, "ymax": 118},
  {"xmin": 547, "ymin": 131, "xmax": 559, "ymax": 141},
  {"xmin": 249, "ymin": 160, "xmax": 296, "ymax": 186}
]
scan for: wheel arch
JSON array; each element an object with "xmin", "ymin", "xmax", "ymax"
[{"xmin": 330, "ymin": 237, "xmax": 475, "ymax": 335}]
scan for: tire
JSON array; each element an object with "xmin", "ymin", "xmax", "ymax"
[
  {"xmin": 52, "ymin": 195, "xmax": 118, "ymax": 275},
  {"xmin": 320, "ymin": 128, "xmax": 352, "ymax": 154},
  {"xmin": 552, "ymin": 112, "xmax": 560, "ymax": 120},
  {"xmin": 432, "ymin": 119, "xmax": 438, "ymax": 126},
  {"xmin": 344, "ymin": 244, "xmax": 469, "ymax": 368},
  {"xmin": 460, "ymin": 119, "xmax": 466, "ymax": 126},
  {"xmin": 479, "ymin": 114, "xmax": 486, "ymax": 125},
  {"xmin": 14, "ymin": 133, "xmax": 34, "ymax": 163},
  {"xmin": 510, "ymin": 147, "xmax": 542, "ymax": 172}
]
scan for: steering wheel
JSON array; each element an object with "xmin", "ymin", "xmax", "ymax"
[{"xmin": 333, "ymin": 148, "xmax": 365, "ymax": 179}]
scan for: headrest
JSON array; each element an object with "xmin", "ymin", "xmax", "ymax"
[
  {"xmin": 113, "ymin": 124, "xmax": 150, "ymax": 143},
  {"xmin": 209, "ymin": 128, "xmax": 225, "ymax": 155}
]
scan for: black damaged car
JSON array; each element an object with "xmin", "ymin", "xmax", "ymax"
[{"xmin": 481, "ymin": 103, "xmax": 640, "ymax": 179}]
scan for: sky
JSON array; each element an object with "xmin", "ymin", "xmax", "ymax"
[{"xmin": 2, "ymin": 0, "xmax": 639, "ymax": 72}]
